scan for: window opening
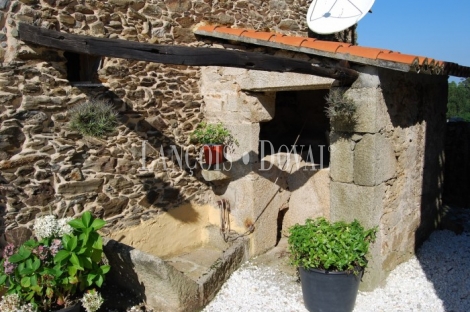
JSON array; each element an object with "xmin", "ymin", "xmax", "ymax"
[
  {"xmin": 64, "ymin": 52, "xmax": 103, "ymax": 86},
  {"xmin": 259, "ymin": 90, "xmax": 331, "ymax": 167}
]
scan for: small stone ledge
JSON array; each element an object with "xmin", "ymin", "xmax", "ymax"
[
  {"xmin": 201, "ymin": 163, "xmax": 232, "ymax": 181},
  {"xmin": 69, "ymin": 82, "xmax": 105, "ymax": 88}
]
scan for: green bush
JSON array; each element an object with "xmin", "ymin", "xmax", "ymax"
[
  {"xmin": 288, "ymin": 218, "xmax": 377, "ymax": 274},
  {"xmin": 68, "ymin": 100, "xmax": 118, "ymax": 137},
  {"xmin": 0, "ymin": 212, "xmax": 109, "ymax": 311}
]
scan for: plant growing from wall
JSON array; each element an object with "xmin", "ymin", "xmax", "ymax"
[
  {"xmin": 68, "ymin": 100, "xmax": 118, "ymax": 137},
  {"xmin": 324, "ymin": 89, "xmax": 357, "ymax": 124}
]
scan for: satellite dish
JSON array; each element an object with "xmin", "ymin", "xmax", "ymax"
[{"xmin": 307, "ymin": 0, "xmax": 375, "ymax": 34}]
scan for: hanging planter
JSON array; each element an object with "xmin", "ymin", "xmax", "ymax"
[
  {"xmin": 190, "ymin": 122, "xmax": 238, "ymax": 165},
  {"xmin": 203, "ymin": 144, "xmax": 225, "ymax": 165}
]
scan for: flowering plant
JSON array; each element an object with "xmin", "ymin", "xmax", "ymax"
[{"xmin": 0, "ymin": 211, "xmax": 109, "ymax": 311}]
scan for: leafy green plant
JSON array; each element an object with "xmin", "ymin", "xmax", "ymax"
[
  {"xmin": 288, "ymin": 218, "xmax": 377, "ymax": 275},
  {"xmin": 324, "ymin": 89, "xmax": 357, "ymax": 122},
  {"xmin": 190, "ymin": 121, "xmax": 238, "ymax": 146},
  {"xmin": 0, "ymin": 212, "xmax": 109, "ymax": 311},
  {"xmin": 53, "ymin": 212, "xmax": 109, "ymax": 299},
  {"xmin": 68, "ymin": 100, "xmax": 118, "ymax": 137}
]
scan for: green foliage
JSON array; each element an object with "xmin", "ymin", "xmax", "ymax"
[
  {"xmin": 0, "ymin": 212, "xmax": 109, "ymax": 311},
  {"xmin": 448, "ymin": 78, "xmax": 470, "ymax": 121},
  {"xmin": 288, "ymin": 218, "xmax": 377, "ymax": 274},
  {"xmin": 324, "ymin": 89, "xmax": 357, "ymax": 122},
  {"xmin": 190, "ymin": 121, "xmax": 238, "ymax": 145},
  {"xmin": 53, "ymin": 212, "xmax": 109, "ymax": 298},
  {"xmin": 68, "ymin": 100, "xmax": 118, "ymax": 137}
]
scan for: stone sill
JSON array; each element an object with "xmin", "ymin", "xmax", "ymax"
[
  {"xmin": 201, "ymin": 163, "xmax": 231, "ymax": 181},
  {"xmin": 70, "ymin": 82, "xmax": 105, "ymax": 87}
]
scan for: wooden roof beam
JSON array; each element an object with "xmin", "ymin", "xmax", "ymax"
[{"xmin": 18, "ymin": 23, "xmax": 358, "ymax": 83}]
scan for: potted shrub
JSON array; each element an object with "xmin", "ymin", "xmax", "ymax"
[
  {"xmin": 190, "ymin": 121, "xmax": 238, "ymax": 165},
  {"xmin": 288, "ymin": 217, "xmax": 377, "ymax": 312},
  {"xmin": 0, "ymin": 211, "xmax": 109, "ymax": 312}
]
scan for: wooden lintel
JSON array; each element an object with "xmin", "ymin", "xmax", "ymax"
[{"xmin": 18, "ymin": 23, "xmax": 358, "ymax": 82}]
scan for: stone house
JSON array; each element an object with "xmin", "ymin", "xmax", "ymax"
[{"xmin": 1, "ymin": 0, "xmax": 469, "ymax": 300}]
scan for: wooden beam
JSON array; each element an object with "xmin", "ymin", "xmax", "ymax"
[{"xmin": 18, "ymin": 23, "xmax": 358, "ymax": 82}]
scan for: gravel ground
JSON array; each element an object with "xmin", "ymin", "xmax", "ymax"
[{"xmin": 203, "ymin": 208, "xmax": 470, "ymax": 312}]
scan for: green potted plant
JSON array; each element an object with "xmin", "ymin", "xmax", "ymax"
[
  {"xmin": 288, "ymin": 217, "xmax": 377, "ymax": 312},
  {"xmin": 190, "ymin": 121, "xmax": 238, "ymax": 165},
  {"xmin": 0, "ymin": 211, "xmax": 109, "ymax": 312}
]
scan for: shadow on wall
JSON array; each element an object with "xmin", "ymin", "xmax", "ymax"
[
  {"xmin": 166, "ymin": 203, "xmax": 200, "ymax": 223},
  {"xmin": 381, "ymin": 69, "xmax": 459, "ymax": 310},
  {"xmin": 443, "ymin": 121, "xmax": 470, "ymax": 208},
  {"xmin": 65, "ymin": 84, "xmax": 325, "ymax": 245},
  {"xmin": 72, "ymin": 86, "xmax": 191, "ymax": 219},
  {"xmin": 379, "ymin": 70, "xmax": 447, "ymax": 246},
  {"xmin": 102, "ymin": 239, "xmax": 147, "ymax": 311}
]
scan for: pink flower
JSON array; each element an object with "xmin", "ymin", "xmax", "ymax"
[
  {"xmin": 50, "ymin": 239, "xmax": 62, "ymax": 256},
  {"xmin": 32, "ymin": 245, "xmax": 50, "ymax": 261},
  {"xmin": 2, "ymin": 243, "xmax": 16, "ymax": 258},
  {"xmin": 3, "ymin": 259, "xmax": 16, "ymax": 275}
]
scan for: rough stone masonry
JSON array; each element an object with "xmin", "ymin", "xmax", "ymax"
[{"xmin": 0, "ymin": 0, "xmax": 449, "ymax": 292}]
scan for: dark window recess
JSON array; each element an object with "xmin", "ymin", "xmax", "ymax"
[
  {"xmin": 64, "ymin": 52, "xmax": 102, "ymax": 85},
  {"xmin": 259, "ymin": 90, "xmax": 331, "ymax": 167}
]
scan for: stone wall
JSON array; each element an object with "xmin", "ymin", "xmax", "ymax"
[
  {"xmin": 0, "ymin": 0, "xmax": 313, "ymax": 239},
  {"xmin": 329, "ymin": 67, "xmax": 448, "ymax": 289},
  {"xmin": 0, "ymin": 0, "xmax": 451, "ymax": 295}
]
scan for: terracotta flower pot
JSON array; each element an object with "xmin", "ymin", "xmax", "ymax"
[{"xmin": 203, "ymin": 144, "xmax": 225, "ymax": 164}]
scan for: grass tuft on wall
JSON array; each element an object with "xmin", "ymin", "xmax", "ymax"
[{"xmin": 68, "ymin": 100, "xmax": 118, "ymax": 138}]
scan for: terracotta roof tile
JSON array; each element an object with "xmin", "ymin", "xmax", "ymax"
[
  {"xmin": 417, "ymin": 56, "xmax": 428, "ymax": 65},
  {"xmin": 271, "ymin": 35, "xmax": 307, "ymax": 47},
  {"xmin": 193, "ymin": 25, "xmax": 470, "ymax": 77},
  {"xmin": 242, "ymin": 31, "xmax": 275, "ymax": 41},
  {"xmin": 214, "ymin": 26, "xmax": 247, "ymax": 37},
  {"xmin": 377, "ymin": 52, "xmax": 419, "ymax": 65},
  {"xmin": 301, "ymin": 40, "xmax": 345, "ymax": 53},
  {"xmin": 337, "ymin": 46, "xmax": 391, "ymax": 60}
]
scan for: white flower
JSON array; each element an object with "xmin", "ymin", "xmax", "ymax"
[
  {"xmin": 33, "ymin": 215, "xmax": 58, "ymax": 240},
  {"xmin": 0, "ymin": 294, "xmax": 37, "ymax": 312},
  {"xmin": 33, "ymin": 215, "xmax": 75, "ymax": 240},
  {"xmin": 0, "ymin": 293, "xmax": 21, "ymax": 312},
  {"xmin": 57, "ymin": 217, "xmax": 74, "ymax": 237},
  {"xmin": 17, "ymin": 303, "xmax": 37, "ymax": 312},
  {"xmin": 80, "ymin": 290, "xmax": 104, "ymax": 312}
]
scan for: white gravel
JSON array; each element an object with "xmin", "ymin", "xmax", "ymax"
[{"xmin": 203, "ymin": 229, "xmax": 470, "ymax": 312}]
